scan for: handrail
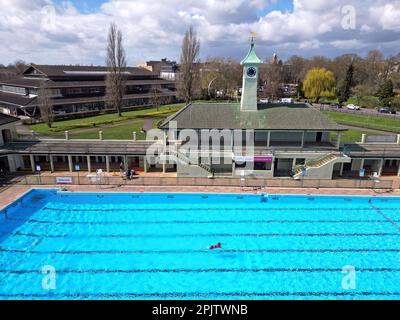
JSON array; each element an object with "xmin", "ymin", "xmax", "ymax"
[
  {"xmin": 293, "ymin": 152, "xmax": 338, "ymax": 177},
  {"xmin": 168, "ymin": 150, "xmax": 214, "ymax": 174}
]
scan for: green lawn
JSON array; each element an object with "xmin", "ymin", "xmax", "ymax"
[
  {"xmin": 329, "ymin": 129, "xmax": 388, "ymax": 143},
  {"xmin": 68, "ymin": 120, "xmax": 151, "ymax": 140},
  {"xmin": 323, "ymin": 111, "xmax": 400, "ymax": 133},
  {"xmin": 30, "ymin": 103, "xmax": 185, "ymax": 135}
]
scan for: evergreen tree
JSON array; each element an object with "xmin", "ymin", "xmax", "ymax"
[
  {"xmin": 338, "ymin": 63, "xmax": 354, "ymax": 105},
  {"xmin": 378, "ymin": 79, "xmax": 395, "ymax": 108}
]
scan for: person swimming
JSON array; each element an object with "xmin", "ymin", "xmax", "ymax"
[{"xmin": 209, "ymin": 243, "xmax": 222, "ymax": 250}]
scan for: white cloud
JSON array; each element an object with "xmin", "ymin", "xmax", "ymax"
[
  {"xmin": 299, "ymin": 40, "xmax": 321, "ymax": 49},
  {"xmin": 0, "ymin": 0, "xmax": 399, "ymax": 66},
  {"xmin": 370, "ymin": 1, "xmax": 400, "ymax": 31}
]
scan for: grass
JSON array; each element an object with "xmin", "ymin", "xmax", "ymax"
[
  {"xmin": 341, "ymin": 129, "xmax": 384, "ymax": 142},
  {"xmin": 68, "ymin": 120, "xmax": 150, "ymax": 140},
  {"xmin": 30, "ymin": 103, "xmax": 185, "ymax": 135},
  {"xmin": 322, "ymin": 111, "xmax": 400, "ymax": 133}
]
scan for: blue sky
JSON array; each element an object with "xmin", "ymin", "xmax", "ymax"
[
  {"xmin": 258, "ymin": 0, "xmax": 294, "ymax": 16},
  {"xmin": 57, "ymin": 0, "xmax": 295, "ymax": 15},
  {"xmin": 54, "ymin": 0, "xmax": 106, "ymax": 13},
  {"xmin": 1, "ymin": 0, "xmax": 400, "ymax": 65}
]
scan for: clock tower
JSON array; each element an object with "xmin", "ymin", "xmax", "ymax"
[{"xmin": 240, "ymin": 38, "xmax": 262, "ymax": 111}]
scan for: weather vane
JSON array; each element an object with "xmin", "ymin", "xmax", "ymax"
[{"xmin": 250, "ymin": 32, "xmax": 257, "ymax": 44}]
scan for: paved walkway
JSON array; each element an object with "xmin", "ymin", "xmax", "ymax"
[{"xmin": 1, "ymin": 185, "xmax": 399, "ymax": 210}]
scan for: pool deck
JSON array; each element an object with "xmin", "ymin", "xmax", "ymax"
[{"xmin": 1, "ymin": 184, "xmax": 399, "ymax": 210}]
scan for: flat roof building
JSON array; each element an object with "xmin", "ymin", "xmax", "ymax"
[{"xmin": 0, "ymin": 64, "xmax": 176, "ymax": 118}]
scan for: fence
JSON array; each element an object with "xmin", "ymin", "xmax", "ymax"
[
  {"xmin": 4, "ymin": 175, "xmax": 395, "ymax": 190},
  {"xmin": 317, "ymin": 104, "xmax": 400, "ymax": 119},
  {"xmin": 365, "ymin": 135, "xmax": 398, "ymax": 143}
]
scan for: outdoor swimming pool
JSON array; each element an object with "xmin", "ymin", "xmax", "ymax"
[{"xmin": 1, "ymin": 189, "xmax": 400, "ymax": 300}]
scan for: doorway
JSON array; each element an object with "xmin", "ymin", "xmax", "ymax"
[{"xmin": 1, "ymin": 129, "xmax": 12, "ymax": 143}]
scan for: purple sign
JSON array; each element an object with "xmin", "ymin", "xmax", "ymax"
[
  {"xmin": 254, "ymin": 156, "xmax": 273, "ymax": 163},
  {"xmin": 234, "ymin": 155, "xmax": 274, "ymax": 163}
]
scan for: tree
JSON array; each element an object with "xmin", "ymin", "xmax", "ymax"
[
  {"xmin": 260, "ymin": 61, "xmax": 284, "ymax": 100},
  {"xmin": 338, "ymin": 63, "xmax": 354, "ymax": 104},
  {"xmin": 352, "ymin": 84, "xmax": 371, "ymax": 106},
  {"xmin": 178, "ymin": 25, "xmax": 200, "ymax": 104},
  {"xmin": 391, "ymin": 96, "xmax": 400, "ymax": 111},
  {"xmin": 378, "ymin": 79, "xmax": 395, "ymax": 108},
  {"xmin": 150, "ymin": 85, "xmax": 161, "ymax": 112},
  {"xmin": 302, "ymin": 68, "xmax": 336, "ymax": 102},
  {"xmin": 105, "ymin": 23, "xmax": 127, "ymax": 117},
  {"xmin": 12, "ymin": 60, "xmax": 28, "ymax": 75},
  {"xmin": 38, "ymin": 81, "xmax": 54, "ymax": 128}
]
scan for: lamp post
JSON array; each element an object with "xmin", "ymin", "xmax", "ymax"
[{"xmin": 207, "ymin": 76, "xmax": 219, "ymax": 100}]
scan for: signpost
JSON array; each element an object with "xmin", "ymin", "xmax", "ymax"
[
  {"xmin": 75, "ymin": 164, "xmax": 81, "ymax": 185},
  {"xmin": 36, "ymin": 164, "xmax": 42, "ymax": 185}
]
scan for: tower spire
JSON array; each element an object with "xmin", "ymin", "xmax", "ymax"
[
  {"xmin": 250, "ymin": 32, "xmax": 257, "ymax": 47},
  {"xmin": 240, "ymin": 35, "xmax": 262, "ymax": 112}
]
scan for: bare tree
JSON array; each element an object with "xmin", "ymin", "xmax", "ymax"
[
  {"xmin": 38, "ymin": 81, "xmax": 54, "ymax": 128},
  {"xmin": 106, "ymin": 23, "xmax": 127, "ymax": 117},
  {"xmin": 260, "ymin": 61, "xmax": 284, "ymax": 100},
  {"xmin": 150, "ymin": 85, "xmax": 161, "ymax": 112},
  {"xmin": 178, "ymin": 25, "xmax": 201, "ymax": 104}
]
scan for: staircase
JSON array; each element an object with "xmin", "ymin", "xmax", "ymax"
[
  {"xmin": 293, "ymin": 152, "xmax": 344, "ymax": 179},
  {"xmin": 168, "ymin": 150, "xmax": 214, "ymax": 175}
]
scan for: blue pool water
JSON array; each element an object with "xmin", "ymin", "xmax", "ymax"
[{"xmin": 1, "ymin": 189, "xmax": 400, "ymax": 300}]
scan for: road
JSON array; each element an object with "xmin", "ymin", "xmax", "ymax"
[{"xmin": 311, "ymin": 104, "xmax": 400, "ymax": 119}]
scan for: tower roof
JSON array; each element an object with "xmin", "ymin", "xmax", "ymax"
[{"xmin": 240, "ymin": 40, "xmax": 262, "ymax": 65}]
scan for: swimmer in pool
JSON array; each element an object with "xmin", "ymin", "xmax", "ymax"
[{"xmin": 209, "ymin": 243, "xmax": 222, "ymax": 250}]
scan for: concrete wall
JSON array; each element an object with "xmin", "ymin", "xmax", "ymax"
[{"xmin": 4, "ymin": 154, "xmax": 24, "ymax": 172}]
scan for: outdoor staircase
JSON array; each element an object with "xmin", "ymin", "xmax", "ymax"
[
  {"xmin": 293, "ymin": 152, "xmax": 344, "ymax": 180},
  {"xmin": 168, "ymin": 150, "xmax": 214, "ymax": 176}
]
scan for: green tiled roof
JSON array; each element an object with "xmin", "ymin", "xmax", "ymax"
[
  {"xmin": 241, "ymin": 43, "xmax": 262, "ymax": 65},
  {"xmin": 160, "ymin": 103, "xmax": 347, "ymax": 131}
]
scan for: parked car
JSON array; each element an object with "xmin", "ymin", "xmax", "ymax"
[
  {"xmin": 378, "ymin": 107, "xmax": 390, "ymax": 114},
  {"xmin": 332, "ymin": 104, "xmax": 342, "ymax": 109},
  {"xmin": 281, "ymin": 98, "xmax": 294, "ymax": 104},
  {"xmin": 346, "ymin": 104, "xmax": 360, "ymax": 110}
]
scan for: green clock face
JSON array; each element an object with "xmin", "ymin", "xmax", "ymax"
[{"xmin": 247, "ymin": 67, "xmax": 257, "ymax": 78}]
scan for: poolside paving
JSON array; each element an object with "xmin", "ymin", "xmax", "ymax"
[{"xmin": 1, "ymin": 184, "xmax": 399, "ymax": 210}]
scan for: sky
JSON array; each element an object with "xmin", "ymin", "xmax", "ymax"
[{"xmin": 1, "ymin": 0, "xmax": 400, "ymax": 66}]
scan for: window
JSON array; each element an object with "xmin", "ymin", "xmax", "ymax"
[
  {"xmin": 1, "ymin": 85, "xmax": 26, "ymax": 95},
  {"xmin": 254, "ymin": 162, "xmax": 272, "ymax": 171}
]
